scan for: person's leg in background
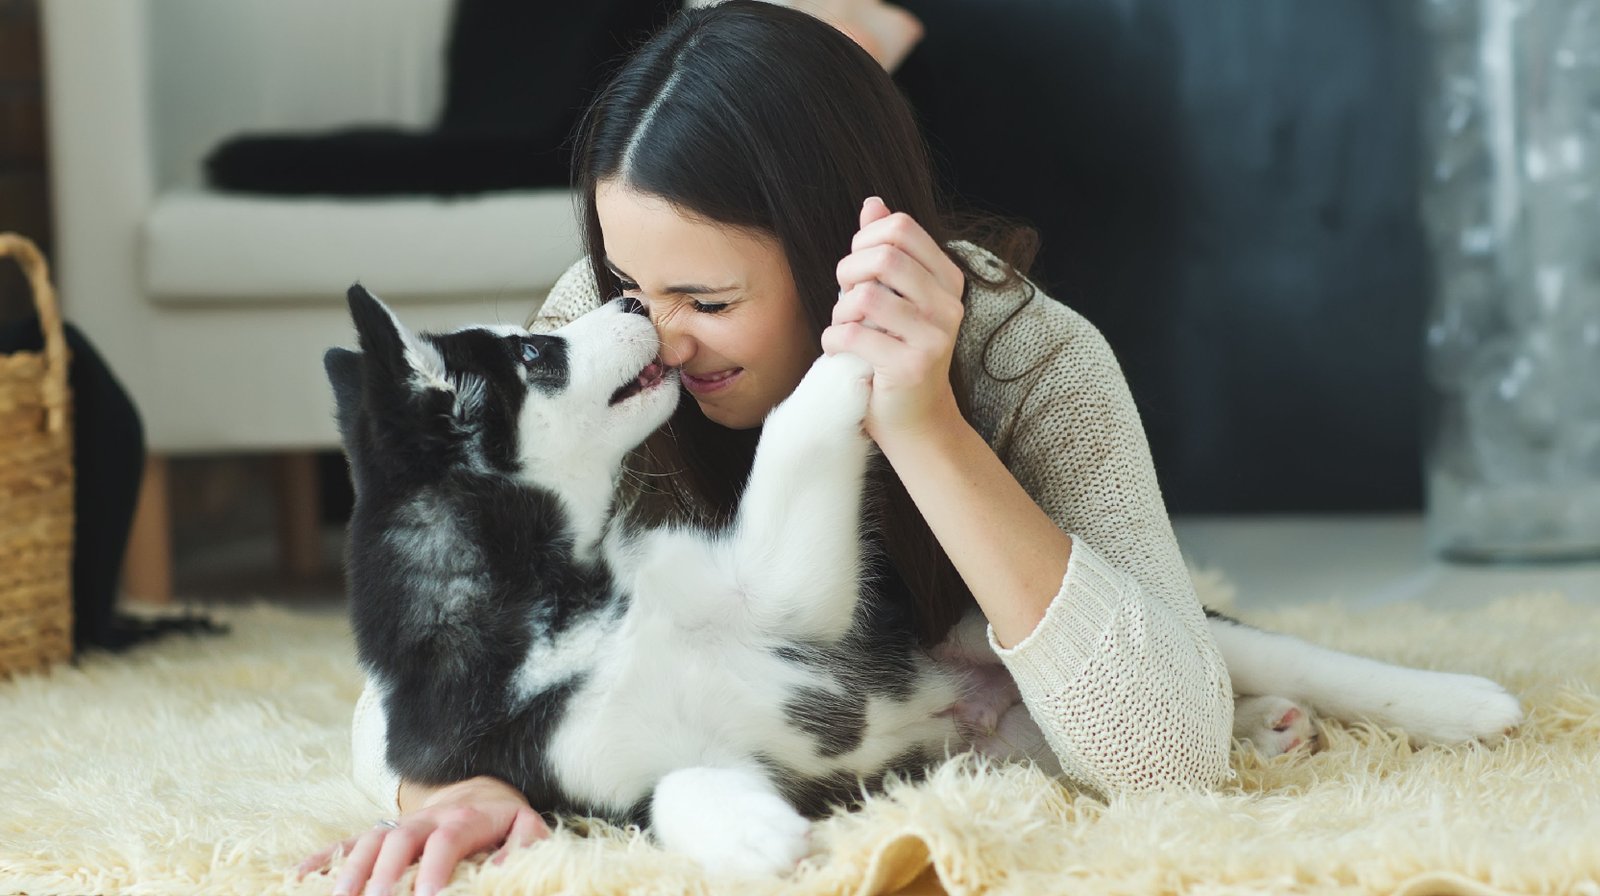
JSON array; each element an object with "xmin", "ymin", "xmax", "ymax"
[{"xmin": 0, "ymin": 316, "xmax": 224, "ymax": 652}]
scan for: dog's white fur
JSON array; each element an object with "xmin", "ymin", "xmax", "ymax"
[
  {"xmin": 500, "ymin": 307, "xmax": 958, "ymax": 873},
  {"xmin": 1212, "ymin": 620, "xmax": 1524, "ymax": 754},
  {"xmin": 366, "ymin": 298, "xmax": 1525, "ymax": 874}
]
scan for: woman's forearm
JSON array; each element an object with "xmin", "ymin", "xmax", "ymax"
[
  {"xmin": 875, "ymin": 418, "xmax": 1073, "ymax": 649},
  {"xmin": 398, "ymin": 775, "xmax": 528, "ymax": 815}
]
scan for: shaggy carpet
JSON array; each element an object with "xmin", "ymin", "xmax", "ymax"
[{"xmin": 2, "ymin": 577, "xmax": 1598, "ymax": 896}]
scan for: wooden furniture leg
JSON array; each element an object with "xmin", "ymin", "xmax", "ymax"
[
  {"xmin": 122, "ymin": 454, "xmax": 172, "ymax": 605},
  {"xmin": 273, "ymin": 451, "xmax": 323, "ymax": 579}
]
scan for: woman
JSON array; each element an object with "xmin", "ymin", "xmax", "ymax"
[{"xmin": 302, "ymin": 3, "xmax": 1233, "ymax": 894}]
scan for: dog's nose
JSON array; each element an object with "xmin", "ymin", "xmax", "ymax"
[{"xmin": 621, "ymin": 296, "xmax": 647, "ymax": 317}]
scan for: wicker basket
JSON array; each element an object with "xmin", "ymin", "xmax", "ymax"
[{"xmin": 0, "ymin": 232, "xmax": 74, "ymax": 678}]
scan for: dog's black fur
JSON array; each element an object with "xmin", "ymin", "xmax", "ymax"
[{"xmin": 328, "ymin": 286, "xmax": 959, "ymax": 833}]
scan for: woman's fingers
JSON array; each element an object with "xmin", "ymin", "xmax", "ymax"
[
  {"xmin": 330, "ymin": 828, "xmax": 391, "ymax": 896},
  {"xmin": 847, "ymin": 202, "xmax": 962, "ymax": 294},
  {"xmin": 837, "ymin": 243, "xmax": 937, "ymax": 301},
  {"xmin": 836, "ymin": 238, "xmax": 963, "ymax": 332},
  {"xmin": 296, "ymin": 837, "xmax": 353, "ymax": 880},
  {"xmin": 362, "ymin": 825, "xmax": 428, "ymax": 896},
  {"xmin": 414, "ymin": 820, "xmax": 488, "ymax": 894},
  {"xmin": 491, "ymin": 806, "xmax": 553, "ymax": 866},
  {"xmin": 859, "ymin": 194, "xmax": 893, "ymax": 232},
  {"xmin": 823, "ymin": 319, "xmax": 922, "ymax": 373},
  {"xmin": 833, "ymin": 282, "xmax": 943, "ymax": 348}
]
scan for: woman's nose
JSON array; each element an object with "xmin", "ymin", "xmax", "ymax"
[{"xmin": 653, "ymin": 313, "xmax": 696, "ymax": 368}]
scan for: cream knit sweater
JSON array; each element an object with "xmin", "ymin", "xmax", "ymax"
[{"xmin": 349, "ymin": 244, "xmax": 1236, "ymax": 812}]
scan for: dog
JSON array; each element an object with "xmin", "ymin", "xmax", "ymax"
[{"xmin": 327, "ymin": 285, "xmax": 968, "ymax": 874}]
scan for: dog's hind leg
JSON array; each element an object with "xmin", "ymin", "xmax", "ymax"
[{"xmin": 1206, "ymin": 612, "xmax": 1523, "ymax": 746}]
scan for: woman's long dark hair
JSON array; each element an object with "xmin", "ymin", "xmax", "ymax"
[{"xmin": 570, "ymin": 0, "xmax": 1036, "ymax": 646}]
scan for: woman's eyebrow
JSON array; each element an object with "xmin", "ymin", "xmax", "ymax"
[{"xmin": 604, "ymin": 257, "xmax": 737, "ymax": 296}]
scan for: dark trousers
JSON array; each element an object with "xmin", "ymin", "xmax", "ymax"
[{"xmin": 1, "ymin": 317, "xmax": 222, "ymax": 652}]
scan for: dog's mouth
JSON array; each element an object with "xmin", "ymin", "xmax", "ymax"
[{"xmin": 608, "ymin": 357, "xmax": 669, "ymax": 406}]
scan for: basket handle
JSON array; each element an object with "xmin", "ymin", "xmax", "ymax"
[{"xmin": 0, "ymin": 232, "xmax": 71, "ymax": 436}]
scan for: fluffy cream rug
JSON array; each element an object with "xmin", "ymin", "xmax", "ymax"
[{"xmin": 2, "ymin": 577, "xmax": 1598, "ymax": 896}]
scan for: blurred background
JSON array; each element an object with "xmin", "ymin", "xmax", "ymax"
[{"xmin": 2, "ymin": 0, "xmax": 1594, "ymax": 621}]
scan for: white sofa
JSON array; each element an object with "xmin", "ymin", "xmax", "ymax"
[{"xmin": 42, "ymin": 0, "xmax": 584, "ymax": 597}]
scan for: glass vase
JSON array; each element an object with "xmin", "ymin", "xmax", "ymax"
[{"xmin": 1418, "ymin": 0, "xmax": 1600, "ymax": 561}]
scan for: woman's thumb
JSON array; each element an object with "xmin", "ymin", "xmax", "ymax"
[{"xmin": 860, "ymin": 196, "xmax": 891, "ymax": 229}]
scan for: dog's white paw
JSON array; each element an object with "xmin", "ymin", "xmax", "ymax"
[
  {"xmin": 772, "ymin": 352, "xmax": 873, "ymax": 439},
  {"xmin": 1234, "ymin": 695, "xmax": 1318, "ymax": 757},
  {"xmin": 652, "ymin": 767, "xmax": 812, "ymax": 877},
  {"xmin": 943, "ymin": 662, "xmax": 1022, "ymax": 739},
  {"xmin": 1388, "ymin": 670, "xmax": 1524, "ymax": 745},
  {"xmin": 965, "ymin": 703, "xmax": 1063, "ymax": 776}
]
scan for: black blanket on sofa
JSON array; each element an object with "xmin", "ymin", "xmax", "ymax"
[{"xmin": 205, "ymin": 0, "xmax": 678, "ymax": 195}]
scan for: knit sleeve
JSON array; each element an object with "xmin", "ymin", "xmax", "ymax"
[
  {"xmin": 527, "ymin": 257, "xmax": 604, "ymax": 333},
  {"xmin": 351, "ymin": 680, "xmax": 402, "ymax": 815},
  {"xmin": 972, "ymin": 301, "xmax": 1236, "ymax": 798}
]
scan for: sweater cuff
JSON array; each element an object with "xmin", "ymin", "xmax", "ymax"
[{"xmin": 985, "ymin": 533, "xmax": 1128, "ymax": 678}]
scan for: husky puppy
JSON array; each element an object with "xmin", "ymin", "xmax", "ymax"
[
  {"xmin": 328, "ymin": 283, "xmax": 1524, "ymax": 874},
  {"xmin": 326, "ymin": 285, "xmax": 962, "ymax": 875}
]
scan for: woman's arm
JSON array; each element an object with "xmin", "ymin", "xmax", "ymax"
[
  {"xmin": 300, "ymin": 773, "xmax": 544, "ymax": 896},
  {"xmin": 312, "ymin": 682, "xmax": 546, "ymax": 896},
  {"xmin": 827, "ymin": 203, "xmax": 1234, "ymax": 796},
  {"xmin": 871, "ymin": 413, "xmax": 1070, "ymax": 649},
  {"xmin": 826, "ymin": 198, "xmax": 1069, "ymax": 646},
  {"xmin": 961, "ymin": 333, "xmax": 1236, "ymax": 797}
]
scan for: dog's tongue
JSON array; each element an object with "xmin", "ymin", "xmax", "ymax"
[{"xmin": 638, "ymin": 360, "xmax": 663, "ymax": 385}]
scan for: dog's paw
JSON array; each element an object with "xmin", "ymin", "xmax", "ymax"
[
  {"xmin": 966, "ymin": 703, "xmax": 1063, "ymax": 777},
  {"xmin": 1391, "ymin": 671, "xmax": 1524, "ymax": 745},
  {"xmin": 653, "ymin": 767, "xmax": 812, "ymax": 877},
  {"xmin": 943, "ymin": 662, "xmax": 1022, "ymax": 739},
  {"xmin": 1234, "ymin": 695, "xmax": 1319, "ymax": 757},
  {"xmin": 770, "ymin": 352, "xmax": 873, "ymax": 440}
]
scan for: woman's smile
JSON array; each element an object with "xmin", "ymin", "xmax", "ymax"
[{"xmin": 681, "ymin": 367, "xmax": 744, "ymax": 395}]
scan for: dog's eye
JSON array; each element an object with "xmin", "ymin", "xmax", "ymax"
[{"xmin": 520, "ymin": 341, "xmax": 540, "ymax": 365}]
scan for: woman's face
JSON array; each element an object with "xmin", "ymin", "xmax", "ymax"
[{"xmin": 595, "ymin": 179, "xmax": 817, "ymax": 430}]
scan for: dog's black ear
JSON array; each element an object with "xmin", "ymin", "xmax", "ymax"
[
  {"xmin": 345, "ymin": 284, "xmax": 405, "ymax": 369},
  {"xmin": 345, "ymin": 283, "xmax": 449, "ymax": 389},
  {"xmin": 324, "ymin": 347, "xmax": 364, "ymax": 448}
]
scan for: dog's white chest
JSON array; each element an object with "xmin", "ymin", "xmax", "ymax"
[{"xmin": 543, "ymin": 602, "xmax": 831, "ymax": 812}]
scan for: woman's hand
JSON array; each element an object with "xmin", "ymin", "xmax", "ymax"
[
  {"xmin": 824, "ymin": 196, "xmax": 966, "ymax": 448},
  {"xmin": 296, "ymin": 775, "xmax": 549, "ymax": 896}
]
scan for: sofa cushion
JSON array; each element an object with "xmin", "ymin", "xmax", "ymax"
[{"xmin": 142, "ymin": 189, "xmax": 581, "ymax": 304}]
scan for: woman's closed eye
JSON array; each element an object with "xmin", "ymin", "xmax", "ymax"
[{"xmin": 620, "ymin": 281, "xmax": 731, "ymax": 315}]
